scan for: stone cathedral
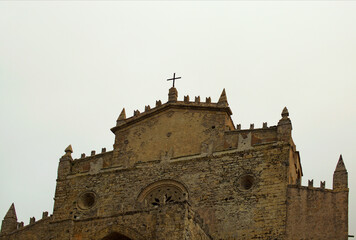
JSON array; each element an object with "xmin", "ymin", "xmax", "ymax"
[{"xmin": 0, "ymin": 87, "xmax": 349, "ymax": 239}]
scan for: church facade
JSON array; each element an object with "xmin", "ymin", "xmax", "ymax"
[{"xmin": 0, "ymin": 87, "xmax": 349, "ymax": 239}]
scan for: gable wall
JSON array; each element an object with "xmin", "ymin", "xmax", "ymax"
[{"xmin": 112, "ymin": 108, "xmax": 232, "ymax": 166}]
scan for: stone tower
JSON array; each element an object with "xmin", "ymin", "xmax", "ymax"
[
  {"xmin": 0, "ymin": 87, "xmax": 349, "ymax": 240},
  {"xmin": 1, "ymin": 204, "xmax": 17, "ymax": 235},
  {"xmin": 333, "ymin": 154, "xmax": 348, "ymax": 190}
]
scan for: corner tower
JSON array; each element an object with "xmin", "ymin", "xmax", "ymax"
[
  {"xmin": 333, "ymin": 154, "xmax": 348, "ymax": 190},
  {"xmin": 1, "ymin": 204, "xmax": 18, "ymax": 234}
]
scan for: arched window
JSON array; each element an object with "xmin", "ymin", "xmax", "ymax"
[{"xmin": 137, "ymin": 180, "xmax": 188, "ymax": 207}]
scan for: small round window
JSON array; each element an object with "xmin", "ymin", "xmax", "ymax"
[
  {"xmin": 77, "ymin": 192, "xmax": 96, "ymax": 210},
  {"xmin": 237, "ymin": 175, "xmax": 255, "ymax": 191}
]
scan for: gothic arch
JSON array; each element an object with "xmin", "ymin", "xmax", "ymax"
[
  {"xmin": 137, "ymin": 179, "xmax": 189, "ymax": 207},
  {"xmin": 94, "ymin": 224, "xmax": 145, "ymax": 240},
  {"xmin": 101, "ymin": 232, "xmax": 131, "ymax": 240}
]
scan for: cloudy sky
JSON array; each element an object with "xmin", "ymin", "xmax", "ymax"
[{"xmin": 0, "ymin": 1, "xmax": 355, "ymax": 235}]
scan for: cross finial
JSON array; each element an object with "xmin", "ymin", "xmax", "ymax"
[{"xmin": 167, "ymin": 73, "xmax": 181, "ymax": 88}]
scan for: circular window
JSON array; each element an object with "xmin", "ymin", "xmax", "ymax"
[
  {"xmin": 77, "ymin": 192, "xmax": 96, "ymax": 210},
  {"xmin": 237, "ymin": 175, "xmax": 255, "ymax": 191}
]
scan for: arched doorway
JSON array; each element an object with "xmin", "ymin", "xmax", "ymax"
[
  {"xmin": 101, "ymin": 232, "xmax": 131, "ymax": 240},
  {"xmin": 94, "ymin": 223, "xmax": 144, "ymax": 240}
]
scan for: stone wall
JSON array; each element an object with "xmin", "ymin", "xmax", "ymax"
[
  {"xmin": 49, "ymin": 141, "xmax": 291, "ymax": 239},
  {"xmin": 1, "ymin": 202, "xmax": 211, "ymax": 240},
  {"xmin": 112, "ymin": 107, "xmax": 234, "ymax": 166},
  {"xmin": 0, "ymin": 217, "xmax": 52, "ymax": 240},
  {"xmin": 286, "ymin": 185, "xmax": 348, "ymax": 240}
]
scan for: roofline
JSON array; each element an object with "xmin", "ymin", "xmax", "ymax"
[{"xmin": 111, "ymin": 101, "xmax": 233, "ymax": 133}]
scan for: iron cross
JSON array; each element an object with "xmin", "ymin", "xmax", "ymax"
[{"xmin": 167, "ymin": 73, "xmax": 181, "ymax": 88}]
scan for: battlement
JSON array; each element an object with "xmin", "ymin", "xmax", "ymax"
[
  {"xmin": 223, "ymin": 124, "xmax": 279, "ymax": 151},
  {"xmin": 75, "ymin": 147, "xmax": 110, "ymax": 161},
  {"xmin": 234, "ymin": 122, "xmax": 275, "ymax": 131},
  {"xmin": 111, "ymin": 88, "xmax": 232, "ymax": 133},
  {"xmin": 286, "ymin": 177, "xmax": 348, "ymax": 239},
  {"xmin": 58, "ymin": 99, "xmax": 296, "ymax": 177},
  {"xmin": 285, "ymin": 155, "xmax": 348, "ymax": 239},
  {"xmin": 16, "ymin": 211, "xmax": 51, "ymax": 231},
  {"xmin": 0, "ymin": 203, "xmax": 51, "ymax": 237},
  {"xmin": 68, "ymin": 148, "xmax": 114, "ymax": 175},
  {"xmin": 288, "ymin": 181, "xmax": 331, "ymax": 192},
  {"xmin": 62, "ymin": 126, "xmax": 289, "ymax": 177}
]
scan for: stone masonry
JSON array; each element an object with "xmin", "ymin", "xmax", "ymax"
[{"xmin": 0, "ymin": 87, "xmax": 349, "ymax": 239}]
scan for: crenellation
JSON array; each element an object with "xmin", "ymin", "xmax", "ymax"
[
  {"xmin": 134, "ymin": 110, "xmax": 140, "ymax": 116},
  {"xmin": 17, "ymin": 222, "xmax": 24, "ymax": 229},
  {"xmin": 250, "ymin": 123, "xmax": 254, "ymax": 129},
  {"xmin": 42, "ymin": 212, "xmax": 48, "ymax": 219},
  {"xmin": 195, "ymin": 96, "xmax": 200, "ymax": 103},
  {"xmin": 145, "ymin": 105, "xmax": 151, "ymax": 111},
  {"xmin": 263, "ymin": 122, "xmax": 268, "ymax": 128},
  {"xmin": 308, "ymin": 179, "xmax": 314, "ymax": 188},
  {"xmin": 2, "ymin": 212, "xmax": 54, "ymax": 238},
  {"xmin": 230, "ymin": 125, "xmax": 278, "ymax": 132},
  {"xmin": 287, "ymin": 183, "xmax": 348, "ymax": 239},
  {"xmin": 184, "ymin": 95, "xmax": 190, "ymax": 103},
  {"xmin": 205, "ymin": 97, "xmax": 211, "ymax": 103},
  {"xmin": 156, "ymin": 100, "xmax": 162, "ymax": 107},
  {"xmin": 320, "ymin": 181, "xmax": 325, "ymax": 189},
  {"xmin": 74, "ymin": 148, "xmax": 110, "ymax": 162},
  {"xmin": 288, "ymin": 184, "xmax": 335, "ymax": 192},
  {"xmin": 111, "ymin": 97, "xmax": 233, "ymax": 134}
]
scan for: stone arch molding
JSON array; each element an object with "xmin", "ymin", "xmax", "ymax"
[
  {"xmin": 94, "ymin": 224, "xmax": 145, "ymax": 240},
  {"xmin": 137, "ymin": 179, "xmax": 189, "ymax": 207}
]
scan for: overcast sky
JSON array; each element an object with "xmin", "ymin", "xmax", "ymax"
[{"xmin": 0, "ymin": 1, "xmax": 355, "ymax": 236}]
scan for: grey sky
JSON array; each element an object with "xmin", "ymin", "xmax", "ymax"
[{"xmin": 0, "ymin": 1, "xmax": 355, "ymax": 235}]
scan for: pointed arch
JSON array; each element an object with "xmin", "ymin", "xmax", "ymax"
[
  {"xmin": 101, "ymin": 232, "xmax": 131, "ymax": 240},
  {"xmin": 94, "ymin": 224, "xmax": 145, "ymax": 240},
  {"xmin": 137, "ymin": 179, "xmax": 189, "ymax": 207}
]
